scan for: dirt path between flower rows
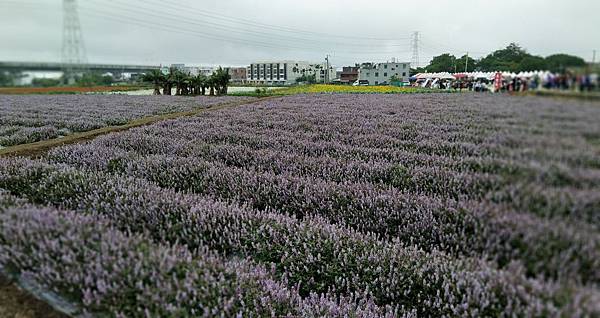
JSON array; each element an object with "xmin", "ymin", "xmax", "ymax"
[
  {"xmin": 0, "ymin": 96, "xmax": 273, "ymax": 158},
  {"xmin": 0, "ymin": 275, "xmax": 67, "ymax": 318}
]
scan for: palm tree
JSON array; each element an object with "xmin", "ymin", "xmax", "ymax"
[
  {"xmin": 172, "ymin": 70, "xmax": 189, "ymax": 96},
  {"xmin": 192, "ymin": 73, "xmax": 207, "ymax": 95},
  {"xmin": 142, "ymin": 69, "xmax": 164, "ymax": 95},
  {"xmin": 147, "ymin": 66, "xmax": 230, "ymax": 97},
  {"xmin": 162, "ymin": 69, "xmax": 174, "ymax": 95},
  {"xmin": 207, "ymin": 76, "xmax": 215, "ymax": 96},
  {"xmin": 212, "ymin": 67, "xmax": 231, "ymax": 95}
]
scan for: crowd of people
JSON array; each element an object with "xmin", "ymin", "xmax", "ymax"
[{"xmin": 412, "ymin": 71, "xmax": 600, "ymax": 93}]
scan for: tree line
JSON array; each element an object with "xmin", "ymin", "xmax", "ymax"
[
  {"xmin": 143, "ymin": 67, "xmax": 231, "ymax": 96},
  {"xmin": 416, "ymin": 43, "xmax": 587, "ymax": 74}
]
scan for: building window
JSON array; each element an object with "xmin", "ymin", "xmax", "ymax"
[
  {"xmin": 403, "ymin": 64, "xmax": 407, "ymax": 68},
  {"xmin": 384, "ymin": 73, "xmax": 387, "ymax": 77},
  {"xmin": 375, "ymin": 81, "xmax": 379, "ymax": 85},
  {"xmin": 375, "ymin": 72, "xmax": 379, "ymax": 77},
  {"xmin": 384, "ymin": 65, "xmax": 387, "ymax": 69},
  {"xmin": 402, "ymin": 72, "xmax": 406, "ymax": 76}
]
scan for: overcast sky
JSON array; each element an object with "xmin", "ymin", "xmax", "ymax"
[{"xmin": 0, "ymin": 0, "xmax": 598, "ymax": 67}]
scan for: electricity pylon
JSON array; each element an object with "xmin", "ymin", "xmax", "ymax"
[
  {"xmin": 61, "ymin": 0, "xmax": 87, "ymax": 84},
  {"xmin": 411, "ymin": 31, "xmax": 420, "ymax": 69}
]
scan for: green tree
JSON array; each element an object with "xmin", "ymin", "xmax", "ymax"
[
  {"xmin": 518, "ymin": 56, "xmax": 547, "ymax": 71},
  {"xmin": 171, "ymin": 70, "xmax": 190, "ymax": 95},
  {"xmin": 455, "ymin": 54, "xmax": 477, "ymax": 72},
  {"xmin": 207, "ymin": 76, "xmax": 216, "ymax": 96},
  {"xmin": 478, "ymin": 43, "xmax": 529, "ymax": 72},
  {"xmin": 410, "ymin": 67, "xmax": 427, "ymax": 76},
  {"xmin": 0, "ymin": 72, "xmax": 10, "ymax": 86},
  {"xmin": 296, "ymin": 73, "xmax": 316, "ymax": 84},
  {"xmin": 426, "ymin": 54, "xmax": 457, "ymax": 73},
  {"xmin": 0, "ymin": 71, "xmax": 25, "ymax": 87},
  {"xmin": 210, "ymin": 67, "xmax": 231, "ymax": 95},
  {"xmin": 191, "ymin": 73, "xmax": 208, "ymax": 95},
  {"xmin": 545, "ymin": 54, "xmax": 586, "ymax": 73},
  {"xmin": 142, "ymin": 69, "xmax": 164, "ymax": 95},
  {"xmin": 75, "ymin": 72, "xmax": 113, "ymax": 87},
  {"xmin": 161, "ymin": 69, "xmax": 174, "ymax": 95},
  {"xmin": 31, "ymin": 78, "xmax": 61, "ymax": 87}
]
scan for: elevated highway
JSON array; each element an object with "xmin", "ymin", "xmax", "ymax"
[{"xmin": 0, "ymin": 61, "xmax": 160, "ymax": 73}]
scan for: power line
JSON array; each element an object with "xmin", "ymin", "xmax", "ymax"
[
  {"xmin": 0, "ymin": 0, "xmax": 413, "ymax": 45},
  {"xmin": 77, "ymin": 8, "xmax": 409, "ymax": 55},
  {"xmin": 125, "ymin": 0, "xmax": 410, "ymax": 42},
  {"xmin": 81, "ymin": 0, "xmax": 410, "ymax": 50}
]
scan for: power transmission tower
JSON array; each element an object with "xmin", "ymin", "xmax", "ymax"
[
  {"xmin": 62, "ymin": 0, "xmax": 87, "ymax": 84},
  {"xmin": 411, "ymin": 31, "xmax": 420, "ymax": 69}
]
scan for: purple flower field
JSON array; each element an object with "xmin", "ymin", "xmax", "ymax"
[
  {"xmin": 0, "ymin": 95, "xmax": 254, "ymax": 146},
  {"xmin": 1, "ymin": 93, "xmax": 600, "ymax": 316}
]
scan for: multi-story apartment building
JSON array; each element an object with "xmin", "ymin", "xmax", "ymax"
[
  {"xmin": 246, "ymin": 61, "xmax": 335, "ymax": 85},
  {"xmin": 358, "ymin": 61, "xmax": 410, "ymax": 85}
]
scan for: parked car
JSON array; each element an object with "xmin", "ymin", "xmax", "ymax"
[{"xmin": 352, "ymin": 80, "xmax": 369, "ymax": 86}]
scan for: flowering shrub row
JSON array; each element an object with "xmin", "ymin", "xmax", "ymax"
[
  {"xmin": 0, "ymin": 192, "xmax": 401, "ymax": 317},
  {"xmin": 0, "ymin": 95, "xmax": 254, "ymax": 146},
  {"xmin": 46, "ymin": 145, "xmax": 600, "ymax": 284},
  {"xmin": 0, "ymin": 158, "xmax": 598, "ymax": 317},
  {"xmin": 1, "ymin": 93, "xmax": 599, "ymax": 316}
]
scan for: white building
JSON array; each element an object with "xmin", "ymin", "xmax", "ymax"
[
  {"xmin": 247, "ymin": 61, "xmax": 336, "ymax": 85},
  {"xmin": 167, "ymin": 64, "xmax": 215, "ymax": 77},
  {"xmin": 358, "ymin": 61, "xmax": 410, "ymax": 85}
]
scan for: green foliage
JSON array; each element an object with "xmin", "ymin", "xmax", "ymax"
[
  {"xmin": 142, "ymin": 69, "xmax": 164, "ymax": 85},
  {"xmin": 410, "ymin": 67, "xmax": 427, "ymax": 76},
  {"xmin": 425, "ymin": 54, "xmax": 476, "ymax": 73},
  {"xmin": 518, "ymin": 56, "xmax": 548, "ymax": 71},
  {"xmin": 389, "ymin": 75, "xmax": 401, "ymax": 82},
  {"xmin": 254, "ymin": 87, "xmax": 269, "ymax": 96},
  {"xmin": 0, "ymin": 71, "xmax": 25, "ymax": 87},
  {"xmin": 426, "ymin": 54, "xmax": 457, "ymax": 73},
  {"xmin": 456, "ymin": 54, "xmax": 477, "ymax": 72},
  {"xmin": 545, "ymin": 54, "xmax": 586, "ymax": 73},
  {"xmin": 143, "ymin": 69, "xmax": 165, "ymax": 95},
  {"xmin": 296, "ymin": 74, "xmax": 317, "ymax": 84},
  {"xmin": 477, "ymin": 43, "xmax": 528, "ymax": 72},
  {"xmin": 75, "ymin": 72, "xmax": 113, "ymax": 87},
  {"xmin": 31, "ymin": 78, "xmax": 62, "ymax": 87},
  {"xmin": 422, "ymin": 43, "xmax": 587, "ymax": 73},
  {"xmin": 211, "ymin": 67, "xmax": 232, "ymax": 95}
]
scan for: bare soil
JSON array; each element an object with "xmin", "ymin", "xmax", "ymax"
[{"xmin": 0, "ymin": 275, "xmax": 66, "ymax": 318}]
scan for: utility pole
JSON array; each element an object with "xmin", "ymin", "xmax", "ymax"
[
  {"xmin": 325, "ymin": 54, "xmax": 330, "ymax": 84},
  {"xmin": 464, "ymin": 52, "xmax": 469, "ymax": 73}
]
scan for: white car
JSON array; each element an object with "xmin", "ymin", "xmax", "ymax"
[{"xmin": 352, "ymin": 80, "xmax": 369, "ymax": 86}]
